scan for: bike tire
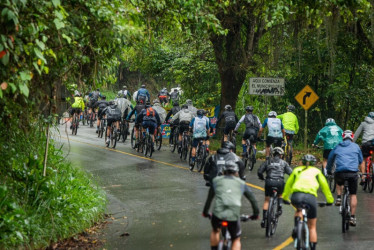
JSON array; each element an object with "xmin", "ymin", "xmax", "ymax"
[
  {"xmin": 270, "ymin": 197, "xmax": 279, "ymax": 236},
  {"xmin": 363, "ymin": 179, "xmax": 368, "ymax": 191},
  {"xmin": 248, "ymin": 147, "xmax": 255, "ymax": 171},
  {"xmin": 266, "ymin": 198, "xmax": 273, "ymax": 237},
  {"xmin": 296, "ymin": 222, "xmax": 305, "ymax": 250},
  {"xmin": 90, "ymin": 114, "xmax": 93, "ymax": 128},
  {"xmin": 105, "ymin": 127, "xmax": 109, "ymax": 147},
  {"xmin": 231, "ymin": 136, "xmax": 236, "ymax": 153},
  {"xmin": 197, "ymin": 145, "xmax": 206, "ymax": 172},
  {"xmin": 156, "ymin": 130, "xmax": 162, "ymax": 150},
  {"xmin": 183, "ymin": 137, "xmax": 189, "ymax": 160},
  {"xmin": 171, "ymin": 132, "xmax": 178, "ymax": 153},
  {"xmin": 149, "ymin": 136, "xmax": 153, "ymax": 158},
  {"xmin": 342, "ymin": 194, "xmax": 349, "ymax": 233},
  {"xmin": 188, "ymin": 147, "xmax": 194, "ymax": 170},
  {"xmin": 111, "ymin": 129, "xmax": 117, "ymax": 148},
  {"xmin": 131, "ymin": 127, "xmax": 136, "ymax": 149}
]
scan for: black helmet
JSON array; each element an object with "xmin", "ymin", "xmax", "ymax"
[
  {"xmin": 302, "ymin": 154, "xmax": 316, "ymax": 166},
  {"xmin": 245, "ymin": 106, "xmax": 254, "ymax": 112},
  {"xmin": 197, "ymin": 109, "xmax": 204, "ymax": 116},
  {"xmin": 101, "ymin": 95, "xmax": 106, "ymax": 100},
  {"xmin": 287, "ymin": 105, "xmax": 295, "ymax": 112},
  {"xmin": 272, "ymin": 147, "xmax": 284, "ymax": 156},
  {"xmin": 181, "ymin": 104, "xmax": 188, "ymax": 109},
  {"xmin": 223, "ymin": 160, "xmax": 239, "ymax": 173},
  {"xmin": 222, "ymin": 141, "xmax": 236, "ymax": 151},
  {"xmin": 96, "ymin": 88, "xmax": 100, "ymax": 91},
  {"xmin": 109, "ymin": 101, "xmax": 115, "ymax": 105},
  {"xmin": 173, "ymin": 101, "xmax": 179, "ymax": 106},
  {"xmin": 225, "ymin": 105, "xmax": 232, "ymax": 111}
]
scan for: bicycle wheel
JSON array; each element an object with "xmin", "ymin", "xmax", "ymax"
[
  {"xmin": 197, "ymin": 145, "xmax": 206, "ymax": 172},
  {"xmin": 265, "ymin": 197, "xmax": 273, "ymax": 237},
  {"xmin": 179, "ymin": 137, "xmax": 184, "ymax": 159},
  {"xmin": 74, "ymin": 117, "xmax": 78, "ymax": 135},
  {"xmin": 123, "ymin": 122, "xmax": 128, "ymax": 142},
  {"xmin": 171, "ymin": 130, "xmax": 178, "ymax": 153},
  {"xmin": 105, "ymin": 127, "xmax": 109, "ymax": 147},
  {"xmin": 100, "ymin": 120, "xmax": 105, "ymax": 138},
  {"xmin": 248, "ymin": 146, "xmax": 255, "ymax": 171},
  {"xmin": 188, "ymin": 147, "xmax": 194, "ymax": 170},
  {"xmin": 89, "ymin": 113, "xmax": 94, "ymax": 128},
  {"xmin": 131, "ymin": 127, "xmax": 136, "ymax": 149},
  {"xmin": 144, "ymin": 134, "xmax": 150, "ymax": 157},
  {"xmin": 296, "ymin": 222, "xmax": 306, "ymax": 250},
  {"xmin": 342, "ymin": 194, "xmax": 349, "ymax": 233},
  {"xmin": 270, "ymin": 197, "xmax": 279, "ymax": 236},
  {"xmin": 149, "ymin": 136, "xmax": 153, "ymax": 158},
  {"xmin": 328, "ymin": 175, "xmax": 336, "ymax": 193},
  {"xmin": 231, "ymin": 135, "xmax": 236, "ymax": 153},
  {"xmin": 183, "ymin": 137, "xmax": 189, "ymax": 160},
  {"xmin": 155, "ymin": 129, "xmax": 162, "ymax": 150},
  {"xmin": 285, "ymin": 144, "xmax": 292, "ymax": 165},
  {"xmin": 98, "ymin": 122, "xmax": 102, "ymax": 138},
  {"xmin": 111, "ymin": 128, "xmax": 117, "ymax": 149},
  {"xmin": 369, "ymin": 164, "xmax": 374, "ymax": 193}
]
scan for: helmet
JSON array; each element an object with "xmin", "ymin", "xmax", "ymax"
[
  {"xmin": 342, "ymin": 130, "xmax": 354, "ymax": 141},
  {"xmin": 223, "ymin": 160, "xmax": 239, "ymax": 173},
  {"xmin": 109, "ymin": 101, "xmax": 115, "ymax": 105},
  {"xmin": 245, "ymin": 106, "xmax": 254, "ymax": 112},
  {"xmin": 325, "ymin": 118, "xmax": 335, "ymax": 124},
  {"xmin": 302, "ymin": 154, "xmax": 317, "ymax": 166},
  {"xmin": 181, "ymin": 104, "xmax": 188, "ymax": 109},
  {"xmin": 96, "ymin": 88, "xmax": 100, "ymax": 91},
  {"xmin": 197, "ymin": 109, "xmax": 204, "ymax": 116},
  {"xmin": 141, "ymin": 84, "xmax": 146, "ymax": 88},
  {"xmin": 186, "ymin": 99, "xmax": 192, "ymax": 105},
  {"xmin": 173, "ymin": 101, "xmax": 179, "ymax": 106},
  {"xmin": 174, "ymin": 88, "xmax": 178, "ymax": 91},
  {"xmin": 272, "ymin": 147, "xmax": 284, "ymax": 155},
  {"xmin": 368, "ymin": 112, "xmax": 374, "ymax": 119},
  {"xmin": 268, "ymin": 111, "xmax": 277, "ymax": 117},
  {"xmin": 153, "ymin": 99, "xmax": 160, "ymax": 104},
  {"xmin": 222, "ymin": 141, "xmax": 236, "ymax": 151},
  {"xmin": 225, "ymin": 105, "xmax": 232, "ymax": 111},
  {"xmin": 101, "ymin": 95, "xmax": 106, "ymax": 100},
  {"xmin": 123, "ymin": 85, "xmax": 127, "ymax": 89},
  {"xmin": 287, "ymin": 105, "xmax": 295, "ymax": 112}
]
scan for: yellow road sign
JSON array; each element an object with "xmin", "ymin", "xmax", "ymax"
[{"xmin": 295, "ymin": 85, "xmax": 319, "ymax": 110}]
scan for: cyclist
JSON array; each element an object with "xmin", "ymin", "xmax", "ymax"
[
  {"xmin": 234, "ymin": 106, "xmax": 261, "ymax": 158},
  {"xmin": 189, "ymin": 109, "xmax": 210, "ymax": 169},
  {"xmin": 353, "ymin": 112, "xmax": 374, "ymax": 183},
  {"xmin": 136, "ymin": 84, "xmax": 150, "ymax": 104},
  {"xmin": 202, "ymin": 160, "xmax": 259, "ymax": 250},
  {"xmin": 126, "ymin": 100, "xmax": 146, "ymax": 147},
  {"xmin": 257, "ymin": 147, "xmax": 292, "ymax": 228},
  {"xmin": 116, "ymin": 94, "xmax": 133, "ymax": 121},
  {"xmin": 165, "ymin": 101, "xmax": 181, "ymax": 143},
  {"xmin": 327, "ymin": 130, "xmax": 364, "ymax": 226},
  {"xmin": 283, "ymin": 154, "xmax": 334, "ymax": 250},
  {"xmin": 186, "ymin": 99, "xmax": 197, "ymax": 116},
  {"xmin": 216, "ymin": 105, "xmax": 239, "ymax": 142},
  {"xmin": 103, "ymin": 101, "xmax": 121, "ymax": 145},
  {"xmin": 169, "ymin": 88, "xmax": 180, "ymax": 104},
  {"xmin": 118, "ymin": 85, "xmax": 131, "ymax": 100},
  {"xmin": 88, "ymin": 88, "xmax": 101, "ymax": 114},
  {"xmin": 158, "ymin": 87, "xmax": 169, "ymax": 106},
  {"xmin": 312, "ymin": 118, "xmax": 343, "ymax": 175},
  {"xmin": 136, "ymin": 101, "xmax": 161, "ymax": 151},
  {"xmin": 171, "ymin": 104, "xmax": 195, "ymax": 151},
  {"xmin": 70, "ymin": 93, "xmax": 85, "ymax": 129},
  {"xmin": 204, "ymin": 141, "xmax": 246, "ymax": 187},
  {"xmin": 277, "ymin": 104, "xmax": 299, "ymax": 150},
  {"xmin": 94, "ymin": 96, "xmax": 109, "ymax": 133},
  {"xmin": 152, "ymin": 99, "xmax": 167, "ymax": 124},
  {"xmin": 203, "ymin": 110, "xmax": 213, "ymax": 153}
]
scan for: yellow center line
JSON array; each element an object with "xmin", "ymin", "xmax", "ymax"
[{"xmin": 60, "ymin": 136, "xmax": 293, "ymax": 249}]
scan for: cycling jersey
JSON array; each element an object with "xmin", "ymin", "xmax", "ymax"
[
  {"xmin": 190, "ymin": 116, "xmax": 209, "ymax": 138},
  {"xmin": 136, "ymin": 87, "xmax": 150, "ymax": 102},
  {"xmin": 171, "ymin": 109, "xmax": 194, "ymax": 124},
  {"xmin": 262, "ymin": 118, "xmax": 284, "ymax": 138},
  {"xmin": 118, "ymin": 89, "xmax": 131, "ymax": 99},
  {"xmin": 277, "ymin": 112, "xmax": 299, "ymax": 134},
  {"xmin": 152, "ymin": 103, "xmax": 167, "ymax": 123},
  {"xmin": 234, "ymin": 113, "xmax": 261, "ymax": 131},
  {"xmin": 165, "ymin": 106, "xmax": 181, "ymax": 123},
  {"xmin": 116, "ymin": 97, "xmax": 132, "ymax": 119},
  {"xmin": 283, "ymin": 166, "xmax": 334, "ymax": 203},
  {"xmin": 313, "ymin": 121, "xmax": 343, "ymax": 150},
  {"xmin": 217, "ymin": 111, "xmax": 238, "ymax": 126},
  {"xmin": 170, "ymin": 91, "xmax": 179, "ymax": 101},
  {"xmin": 136, "ymin": 108, "xmax": 161, "ymax": 125},
  {"xmin": 327, "ymin": 140, "xmax": 363, "ymax": 173},
  {"xmin": 353, "ymin": 116, "xmax": 374, "ymax": 144},
  {"xmin": 257, "ymin": 156, "xmax": 292, "ymax": 180},
  {"xmin": 71, "ymin": 96, "xmax": 85, "ymax": 110},
  {"xmin": 127, "ymin": 104, "xmax": 145, "ymax": 120},
  {"xmin": 104, "ymin": 104, "xmax": 121, "ymax": 121}
]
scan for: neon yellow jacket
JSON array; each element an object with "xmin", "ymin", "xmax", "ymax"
[
  {"xmin": 282, "ymin": 166, "xmax": 334, "ymax": 204},
  {"xmin": 71, "ymin": 96, "xmax": 85, "ymax": 110},
  {"xmin": 277, "ymin": 112, "xmax": 299, "ymax": 134}
]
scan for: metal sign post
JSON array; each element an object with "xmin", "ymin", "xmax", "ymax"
[{"xmin": 295, "ymin": 85, "xmax": 319, "ymax": 150}]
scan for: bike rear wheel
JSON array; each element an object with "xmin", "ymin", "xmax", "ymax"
[
  {"xmin": 110, "ymin": 127, "xmax": 117, "ymax": 148},
  {"xmin": 248, "ymin": 146, "xmax": 255, "ymax": 171},
  {"xmin": 296, "ymin": 222, "xmax": 306, "ymax": 250},
  {"xmin": 155, "ymin": 129, "xmax": 162, "ymax": 150},
  {"xmin": 328, "ymin": 175, "xmax": 336, "ymax": 193},
  {"xmin": 369, "ymin": 164, "xmax": 374, "ymax": 193},
  {"xmin": 267, "ymin": 197, "xmax": 279, "ymax": 237},
  {"xmin": 196, "ymin": 144, "xmax": 206, "ymax": 172},
  {"xmin": 342, "ymin": 193, "xmax": 350, "ymax": 233}
]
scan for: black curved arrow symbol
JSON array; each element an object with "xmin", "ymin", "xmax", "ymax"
[{"xmin": 303, "ymin": 92, "xmax": 311, "ymax": 105}]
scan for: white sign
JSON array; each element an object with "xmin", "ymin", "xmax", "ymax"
[{"xmin": 249, "ymin": 77, "xmax": 285, "ymax": 96}]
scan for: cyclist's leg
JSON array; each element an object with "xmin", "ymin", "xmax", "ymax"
[
  {"xmin": 231, "ymin": 238, "xmax": 241, "ymax": 250},
  {"xmin": 242, "ymin": 129, "xmax": 250, "ymax": 155},
  {"xmin": 96, "ymin": 110, "xmax": 102, "ymax": 132},
  {"xmin": 334, "ymin": 172, "xmax": 344, "ymax": 205},
  {"xmin": 190, "ymin": 139, "xmax": 199, "ymax": 164},
  {"xmin": 228, "ymin": 219, "xmax": 241, "ymax": 250},
  {"xmin": 265, "ymin": 136, "xmax": 273, "ymax": 158},
  {"xmin": 307, "ymin": 218, "xmax": 317, "ymax": 247},
  {"xmin": 223, "ymin": 123, "xmax": 230, "ymax": 142},
  {"xmin": 210, "ymin": 215, "xmax": 221, "ymax": 248}
]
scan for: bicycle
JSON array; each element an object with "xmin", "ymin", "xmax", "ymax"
[
  {"xmin": 242, "ymin": 137, "xmax": 257, "ymax": 171},
  {"xmin": 341, "ymin": 179, "xmax": 350, "ymax": 233},
  {"xmin": 143, "ymin": 128, "xmax": 153, "ymax": 158},
  {"xmin": 105, "ymin": 122, "xmax": 118, "ymax": 148},
  {"xmin": 169, "ymin": 125, "xmax": 179, "ymax": 153},
  {"xmin": 314, "ymin": 145, "xmax": 336, "ymax": 193},
  {"xmin": 89, "ymin": 110, "xmax": 97, "ymax": 128},
  {"xmin": 285, "ymin": 202, "xmax": 327, "ymax": 249},
  {"xmin": 97, "ymin": 118, "xmax": 106, "ymax": 138},
  {"xmin": 221, "ymin": 128, "xmax": 237, "ymax": 153},
  {"xmin": 82, "ymin": 108, "xmax": 88, "ymax": 126},
  {"xmin": 180, "ymin": 131, "xmax": 190, "ymax": 161},
  {"xmin": 119, "ymin": 118, "xmax": 129, "ymax": 143},
  {"xmin": 206, "ymin": 214, "xmax": 251, "ymax": 250},
  {"xmin": 155, "ymin": 126, "xmax": 162, "ymax": 151},
  {"xmin": 283, "ymin": 134, "xmax": 293, "ymax": 165},
  {"xmin": 71, "ymin": 112, "xmax": 79, "ymax": 135},
  {"xmin": 362, "ymin": 151, "xmax": 374, "ymax": 192},
  {"xmin": 189, "ymin": 139, "xmax": 207, "ymax": 172},
  {"xmin": 136, "ymin": 125, "xmax": 144, "ymax": 154},
  {"xmin": 265, "ymin": 187, "xmax": 281, "ymax": 237}
]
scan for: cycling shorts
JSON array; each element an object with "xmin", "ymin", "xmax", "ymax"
[
  {"xmin": 159, "ymin": 96, "xmax": 168, "ymax": 104},
  {"xmin": 107, "ymin": 118, "xmax": 119, "ymax": 127},
  {"xmin": 69, "ymin": 108, "xmax": 81, "ymax": 116},
  {"xmin": 291, "ymin": 192, "xmax": 317, "ymax": 219},
  {"xmin": 266, "ymin": 136, "xmax": 283, "ymax": 147},
  {"xmin": 361, "ymin": 141, "xmax": 374, "ymax": 158},
  {"xmin": 265, "ymin": 179, "xmax": 284, "ymax": 197},
  {"xmin": 192, "ymin": 137, "xmax": 205, "ymax": 147},
  {"xmin": 88, "ymin": 100, "xmax": 97, "ymax": 109},
  {"xmin": 243, "ymin": 128, "xmax": 257, "ymax": 143},
  {"xmin": 334, "ymin": 172, "xmax": 358, "ymax": 195},
  {"xmin": 285, "ymin": 133, "xmax": 294, "ymax": 142},
  {"xmin": 211, "ymin": 214, "xmax": 241, "ymax": 240},
  {"xmin": 323, "ymin": 149, "xmax": 332, "ymax": 159},
  {"xmin": 179, "ymin": 121, "xmax": 190, "ymax": 135},
  {"xmin": 224, "ymin": 122, "xmax": 236, "ymax": 135},
  {"xmin": 142, "ymin": 121, "xmax": 157, "ymax": 134},
  {"xmin": 98, "ymin": 109, "xmax": 105, "ymax": 120}
]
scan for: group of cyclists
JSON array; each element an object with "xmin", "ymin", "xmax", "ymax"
[{"xmin": 67, "ymin": 85, "xmax": 374, "ymax": 250}]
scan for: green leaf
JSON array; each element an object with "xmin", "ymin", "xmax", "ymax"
[
  {"xmin": 52, "ymin": 0, "xmax": 61, "ymax": 7},
  {"xmin": 53, "ymin": 19, "xmax": 65, "ymax": 30},
  {"xmin": 62, "ymin": 34, "xmax": 72, "ymax": 44},
  {"xmin": 43, "ymin": 66, "xmax": 49, "ymax": 74},
  {"xmin": 1, "ymin": 51, "xmax": 9, "ymax": 66},
  {"xmin": 0, "ymin": 89, "xmax": 2, "ymax": 98},
  {"xmin": 0, "ymin": 44, "xmax": 3, "ymax": 51},
  {"xmin": 9, "ymin": 83, "xmax": 17, "ymax": 93},
  {"xmin": 33, "ymin": 62, "xmax": 42, "ymax": 75},
  {"xmin": 19, "ymin": 71, "xmax": 32, "ymax": 81},
  {"xmin": 35, "ymin": 39, "xmax": 46, "ymax": 50},
  {"xmin": 34, "ymin": 48, "xmax": 46, "ymax": 63},
  {"xmin": 19, "ymin": 84, "xmax": 29, "ymax": 97}
]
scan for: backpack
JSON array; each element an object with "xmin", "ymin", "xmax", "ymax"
[
  {"xmin": 106, "ymin": 106, "xmax": 121, "ymax": 120},
  {"xmin": 244, "ymin": 114, "xmax": 259, "ymax": 129},
  {"xmin": 146, "ymin": 107, "xmax": 155, "ymax": 117},
  {"xmin": 224, "ymin": 111, "xmax": 236, "ymax": 123},
  {"xmin": 193, "ymin": 117, "xmax": 207, "ymax": 138}
]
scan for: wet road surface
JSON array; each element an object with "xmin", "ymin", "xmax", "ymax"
[{"xmin": 55, "ymin": 124, "xmax": 374, "ymax": 249}]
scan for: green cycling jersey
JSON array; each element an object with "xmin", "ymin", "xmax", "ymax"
[
  {"xmin": 282, "ymin": 166, "xmax": 334, "ymax": 203},
  {"xmin": 277, "ymin": 112, "xmax": 299, "ymax": 134},
  {"xmin": 71, "ymin": 96, "xmax": 85, "ymax": 110}
]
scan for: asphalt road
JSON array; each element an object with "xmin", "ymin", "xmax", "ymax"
[{"xmin": 54, "ymin": 123, "xmax": 374, "ymax": 250}]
